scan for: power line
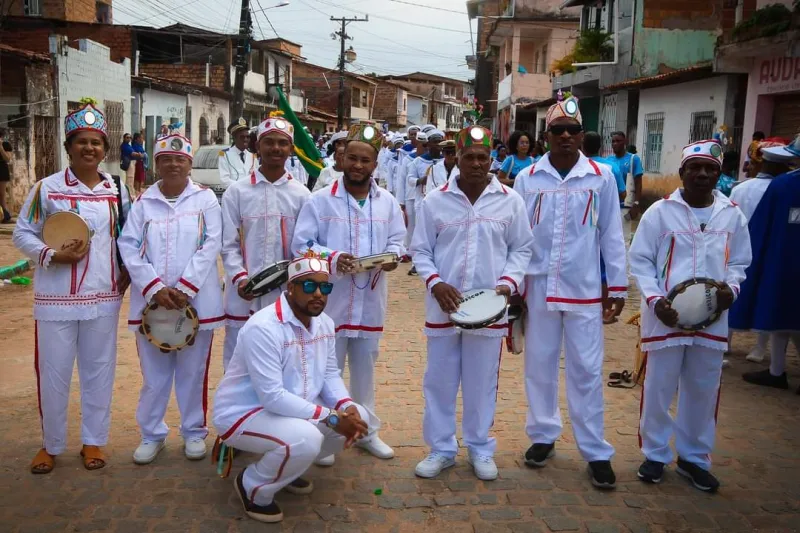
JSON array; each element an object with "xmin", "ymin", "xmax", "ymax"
[{"xmin": 388, "ymin": 0, "xmax": 466, "ymax": 14}]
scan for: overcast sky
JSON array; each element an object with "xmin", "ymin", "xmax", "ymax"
[{"xmin": 114, "ymin": 0, "xmax": 475, "ymax": 81}]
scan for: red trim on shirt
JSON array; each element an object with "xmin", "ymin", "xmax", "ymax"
[
  {"xmin": 201, "ymin": 333, "xmax": 214, "ymax": 428},
  {"xmin": 645, "ymin": 295, "xmax": 662, "ymax": 304},
  {"xmin": 331, "ymin": 180, "xmax": 339, "ymax": 195},
  {"xmin": 335, "ymin": 324, "xmax": 384, "ymax": 333},
  {"xmin": 179, "ymin": 277, "xmax": 200, "ymax": 294},
  {"xmin": 64, "ymin": 168, "xmax": 78, "ymax": 187},
  {"xmin": 198, "ymin": 315, "xmax": 226, "ymax": 324},
  {"xmin": 607, "ymin": 286, "xmax": 626, "ymax": 292},
  {"xmin": 335, "ymin": 398, "xmax": 353, "ymax": 410},
  {"xmin": 142, "ymin": 278, "xmax": 161, "ymax": 297},
  {"xmin": 250, "ymin": 171, "xmax": 257, "ymax": 185},
  {"xmin": 311, "ymin": 405, "xmax": 322, "ymax": 420},
  {"xmin": 499, "ymin": 276, "xmax": 519, "ymax": 294},
  {"xmin": 545, "ymin": 296, "xmax": 602, "ymax": 304},
  {"xmin": 441, "ymin": 182, "xmax": 449, "ymax": 192},
  {"xmin": 232, "ymin": 271, "xmax": 248, "ymax": 284},
  {"xmin": 581, "ymin": 193, "xmax": 593, "ymax": 225},
  {"xmin": 226, "ymin": 313, "xmax": 250, "ymax": 321},
  {"xmin": 220, "ymin": 407, "xmax": 263, "ymax": 440},
  {"xmin": 641, "ymin": 331, "xmax": 728, "ymax": 344},
  {"xmin": 587, "ymin": 159, "xmax": 602, "ymax": 175},
  {"xmin": 327, "ymin": 251, "xmax": 338, "ymax": 271},
  {"xmin": 275, "ymin": 297, "xmax": 284, "ymax": 323},
  {"xmin": 500, "ymin": 184, "xmax": 508, "ymax": 194},
  {"xmin": 425, "ymin": 274, "xmax": 440, "ymax": 289}
]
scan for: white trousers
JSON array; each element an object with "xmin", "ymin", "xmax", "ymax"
[
  {"xmin": 35, "ymin": 316, "xmax": 119, "ymax": 455},
  {"xmin": 423, "ymin": 334, "xmax": 502, "ymax": 458},
  {"xmin": 621, "ymin": 208, "xmax": 632, "ymax": 247},
  {"xmin": 135, "ymin": 330, "xmax": 214, "ymax": 442},
  {"xmin": 335, "ymin": 337, "xmax": 381, "ymax": 439},
  {"xmin": 639, "ymin": 345, "xmax": 723, "ymax": 470},
  {"xmin": 225, "ymin": 404, "xmax": 367, "ymax": 506},
  {"xmin": 405, "ymin": 199, "xmax": 416, "ymax": 249},
  {"xmin": 223, "ymin": 325, "xmax": 241, "ymax": 373},
  {"xmin": 523, "ymin": 275, "xmax": 614, "ymax": 462},
  {"xmin": 769, "ymin": 331, "xmax": 800, "ymax": 376}
]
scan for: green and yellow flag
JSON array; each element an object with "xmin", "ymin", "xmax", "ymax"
[{"xmin": 272, "ymin": 86, "xmax": 324, "ymax": 178}]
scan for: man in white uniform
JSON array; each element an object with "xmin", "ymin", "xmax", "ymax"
[
  {"xmin": 292, "ymin": 124, "xmax": 406, "ymax": 463},
  {"xmin": 406, "ymin": 129, "xmax": 443, "ymax": 275},
  {"xmin": 424, "ymin": 139, "xmax": 459, "ymax": 195},
  {"xmin": 285, "ymin": 148, "xmax": 309, "ymax": 187},
  {"xmin": 411, "ymin": 125, "xmax": 533, "ymax": 481},
  {"xmin": 213, "ymin": 252, "xmax": 369, "ymax": 523},
  {"xmin": 313, "ymin": 144, "xmax": 345, "ymax": 193},
  {"xmin": 221, "ymin": 116, "xmax": 311, "ymax": 371},
  {"xmin": 219, "ymin": 118, "xmax": 257, "ymax": 188},
  {"xmin": 394, "ymin": 126, "xmax": 420, "ymax": 255},
  {"xmin": 383, "ymin": 135, "xmax": 405, "ymax": 197},
  {"xmin": 324, "ymin": 131, "xmax": 348, "ymax": 167},
  {"xmin": 513, "ymin": 96, "xmax": 627, "ymax": 489},
  {"xmin": 630, "ymin": 140, "xmax": 751, "ymax": 492}
]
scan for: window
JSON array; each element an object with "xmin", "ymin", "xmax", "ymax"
[
  {"xmin": 403, "ymin": 98, "xmax": 407, "ymax": 111},
  {"xmin": 96, "ymin": 1, "xmax": 112, "ymax": 23},
  {"xmin": 216, "ymin": 116, "xmax": 226, "ymax": 144},
  {"xmin": 199, "ymin": 116, "xmax": 209, "ymax": 146},
  {"xmin": 689, "ymin": 111, "xmax": 717, "ymax": 143},
  {"xmin": 643, "ymin": 112, "xmax": 664, "ymax": 173},
  {"xmin": 361, "ymin": 89, "xmax": 368, "ymax": 108},
  {"xmin": 185, "ymin": 106, "xmax": 192, "ymax": 141},
  {"xmin": 600, "ymin": 93, "xmax": 617, "ymax": 156},
  {"xmin": 540, "ymin": 45, "xmax": 548, "ymax": 74},
  {"xmin": 24, "ymin": 0, "xmax": 41, "ymax": 16},
  {"xmin": 103, "ymin": 100, "xmax": 124, "ymax": 163},
  {"xmin": 352, "ymin": 88, "xmax": 361, "ymax": 108}
]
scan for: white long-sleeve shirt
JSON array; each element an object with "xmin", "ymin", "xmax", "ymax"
[
  {"xmin": 213, "ymin": 293, "xmax": 355, "ymax": 436},
  {"xmin": 410, "ymin": 174, "xmax": 534, "ymax": 337},
  {"xmin": 393, "ymin": 150, "xmax": 414, "ymax": 207},
  {"xmin": 313, "ymin": 165, "xmax": 343, "ymax": 193},
  {"xmin": 119, "ymin": 179, "xmax": 224, "ymax": 330},
  {"xmin": 729, "ymin": 173, "xmax": 773, "ymax": 221},
  {"xmin": 13, "ymin": 169, "xmax": 132, "ymax": 321},
  {"xmin": 285, "ymin": 156, "xmax": 309, "ymax": 187},
  {"xmin": 406, "ymin": 155, "xmax": 440, "ymax": 204},
  {"xmin": 424, "ymin": 159, "xmax": 459, "ymax": 196},
  {"xmin": 221, "ymin": 169, "xmax": 310, "ymax": 325},
  {"xmin": 513, "ymin": 152, "xmax": 628, "ymax": 312},
  {"xmin": 218, "ymin": 146, "xmax": 256, "ymax": 188},
  {"xmin": 291, "ymin": 177, "xmax": 407, "ymax": 338},
  {"xmin": 629, "ymin": 189, "xmax": 751, "ymax": 352}
]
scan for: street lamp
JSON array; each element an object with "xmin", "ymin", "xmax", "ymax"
[
  {"xmin": 344, "ymin": 46, "xmax": 357, "ymax": 63},
  {"xmin": 252, "ymin": 1, "xmax": 289, "ymax": 14}
]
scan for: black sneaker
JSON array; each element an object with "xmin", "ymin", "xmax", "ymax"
[
  {"xmin": 408, "ymin": 266, "xmax": 418, "ymax": 276},
  {"xmin": 637, "ymin": 460, "xmax": 665, "ymax": 484},
  {"xmin": 742, "ymin": 369, "xmax": 789, "ymax": 389},
  {"xmin": 676, "ymin": 458, "xmax": 719, "ymax": 493},
  {"xmin": 283, "ymin": 476, "xmax": 314, "ymax": 495},
  {"xmin": 235, "ymin": 471, "xmax": 284, "ymax": 522},
  {"xmin": 588, "ymin": 460, "xmax": 616, "ymax": 490},
  {"xmin": 524, "ymin": 443, "xmax": 555, "ymax": 467}
]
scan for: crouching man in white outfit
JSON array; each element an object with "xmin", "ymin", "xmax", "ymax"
[
  {"xmin": 213, "ymin": 252, "xmax": 369, "ymax": 523},
  {"xmin": 630, "ymin": 140, "xmax": 751, "ymax": 493},
  {"xmin": 410, "ymin": 125, "xmax": 533, "ymax": 481}
]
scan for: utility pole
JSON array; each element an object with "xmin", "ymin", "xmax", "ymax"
[
  {"xmin": 331, "ymin": 15, "xmax": 368, "ymax": 131},
  {"xmin": 232, "ymin": 0, "xmax": 253, "ymax": 121}
]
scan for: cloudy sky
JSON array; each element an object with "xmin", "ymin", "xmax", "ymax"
[{"xmin": 114, "ymin": 0, "xmax": 474, "ymax": 81}]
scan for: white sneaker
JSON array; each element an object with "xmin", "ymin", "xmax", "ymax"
[
  {"xmin": 314, "ymin": 454, "xmax": 335, "ymax": 467},
  {"xmin": 414, "ymin": 452, "xmax": 456, "ymax": 478},
  {"xmin": 468, "ymin": 452, "xmax": 498, "ymax": 481},
  {"xmin": 133, "ymin": 440, "xmax": 165, "ymax": 465},
  {"xmin": 355, "ymin": 436, "xmax": 394, "ymax": 459},
  {"xmin": 184, "ymin": 438, "xmax": 207, "ymax": 460},
  {"xmin": 722, "ymin": 359, "xmax": 730, "ymax": 369},
  {"xmin": 746, "ymin": 346, "xmax": 767, "ymax": 363}
]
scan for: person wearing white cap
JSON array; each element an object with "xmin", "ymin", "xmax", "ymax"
[
  {"xmin": 213, "ymin": 250, "xmax": 369, "ymax": 523},
  {"xmin": 393, "ymin": 126, "xmax": 421, "ymax": 261},
  {"xmin": 728, "ymin": 140, "xmax": 795, "ymax": 363},
  {"xmin": 220, "ymin": 117, "xmax": 311, "ymax": 372},
  {"xmin": 410, "ymin": 125, "xmax": 533, "ymax": 481},
  {"xmin": 630, "ymin": 140, "xmax": 751, "ymax": 492},
  {"xmin": 313, "ymin": 143, "xmax": 345, "ymax": 193},
  {"xmin": 219, "ymin": 118, "xmax": 257, "ymax": 188},
  {"xmin": 733, "ymin": 136, "xmax": 800, "ymax": 393},
  {"xmin": 323, "ymin": 131, "xmax": 348, "ymax": 167},
  {"xmin": 424, "ymin": 139, "xmax": 459, "ymax": 196},
  {"xmin": 119, "ymin": 133, "xmax": 225, "ymax": 465},
  {"xmin": 513, "ymin": 95, "xmax": 627, "ymax": 489},
  {"xmin": 292, "ymin": 124, "xmax": 406, "ymax": 463},
  {"xmin": 383, "ymin": 135, "xmax": 406, "ymax": 196},
  {"xmin": 405, "ymin": 130, "xmax": 440, "ymax": 275}
]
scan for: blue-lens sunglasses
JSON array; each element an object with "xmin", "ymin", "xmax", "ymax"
[{"xmin": 293, "ymin": 279, "xmax": 334, "ymax": 295}]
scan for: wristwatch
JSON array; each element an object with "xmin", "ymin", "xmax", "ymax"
[{"xmin": 325, "ymin": 411, "xmax": 340, "ymax": 429}]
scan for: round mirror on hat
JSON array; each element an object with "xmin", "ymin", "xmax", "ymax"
[
  {"xmin": 470, "ymin": 127, "xmax": 484, "ymax": 141},
  {"xmin": 363, "ymin": 126, "xmax": 375, "ymax": 140},
  {"xmin": 84, "ymin": 112, "xmax": 97, "ymax": 125},
  {"xmin": 564, "ymin": 99, "xmax": 578, "ymax": 116},
  {"xmin": 170, "ymin": 138, "xmax": 183, "ymax": 151},
  {"xmin": 274, "ymin": 119, "xmax": 287, "ymax": 130}
]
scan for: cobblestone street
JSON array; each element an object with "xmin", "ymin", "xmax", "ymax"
[{"xmin": 0, "ymin": 236, "xmax": 798, "ymax": 533}]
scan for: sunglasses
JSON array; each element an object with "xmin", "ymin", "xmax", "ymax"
[
  {"xmin": 442, "ymin": 149, "xmax": 456, "ymax": 155},
  {"xmin": 548, "ymin": 125, "xmax": 584, "ymax": 136},
  {"xmin": 293, "ymin": 279, "xmax": 334, "ymax": 295}
]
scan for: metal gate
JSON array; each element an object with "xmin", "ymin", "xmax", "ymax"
[
  {"xmin": 600, "ymin": 93, "xmax": 617, "ymax": 156},
  {"xmin": 104, "ymin": 100, "xmax": 124, "ymax": 163},
  {"xmin": 34, "ymin": 115, "xmax": 56, "ymax": 179}
]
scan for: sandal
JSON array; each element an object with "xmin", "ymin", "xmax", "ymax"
[
  {"xmin": 30, "ymin": 448, "xmax": 55, "ymax": 474},
  {"xmin": 607, "ymin": 370, "xmax": 636, "ymax": 389},
  {"xmin": 80, "ymin": 445, "xmax": 106, "ymax": 470}
]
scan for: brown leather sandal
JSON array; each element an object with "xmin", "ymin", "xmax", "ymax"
[
  {"xmin": 30, "ymin": 448, "xmax": 55, "ymax": 474},
  {"xmin": 80, "ymin": 445, "xmax": 106, "ymax": 470}
]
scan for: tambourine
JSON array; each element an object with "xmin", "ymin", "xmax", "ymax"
[
  {"xmin": 242, "ymin": 261, "xmax": 290, "ymax": 298},
  {"xmin": 139, "ymin": 302, "xmax": 199, "ymax": 353},
  {"xmin": 42, "ymin": 211, "xmax": 94, "ymax": 254},
  {"xmin": 450, "ymin": 288, "xmax": 508, "ymax": 330},
  {"xmin": 505, "ymin": 304, "xmax": 525, "ymax": 355},
  {"xmin": 353, "ymin": 252, "xmax": 399, "ymax": 273},
  {"xmin": 666, "ymin": 277, "xmax": 723, "ymax": 331}
]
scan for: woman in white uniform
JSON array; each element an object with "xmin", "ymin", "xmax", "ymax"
[
  {"xmin": 119, "ymin": 133, "xmax": 224, "ymax": 465},
  {"xmin": 13, "ymin": 101, "xmax": 132, "ymax": 473}
]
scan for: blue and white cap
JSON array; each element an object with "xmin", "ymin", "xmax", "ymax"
[
  {"xmin": 65, "ymin": 103, "xmax": 107, "ymax": 139},
  {"xmin": 762, "ymin": 134, "xmax": 800, "ymax": 162},
  {"xmin": 154, "ymin": 134, "xmax": 193, "ymax": 161},
  {"xmin": 680, "ymin": 140, "xmax": 723, "ymax": 168}
]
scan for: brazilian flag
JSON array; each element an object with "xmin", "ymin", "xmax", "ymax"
[{"xmin": 273, "ymin": 86, "xmax": 324, "ymax": 179}]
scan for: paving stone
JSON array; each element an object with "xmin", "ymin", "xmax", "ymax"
[
  {"xmin": 485, "ymin": 479, "xmax": 518, "ymax": 491},
  {"xmin": 92, "ymin": 504, "xmax": 132, "ymax": 519},
  {"xmin": 435, "ymin": 494, "xmax": 467, "ymax": 506},
  {"xmin": 532, "ymin": 507, "xmax": 565, "ymax": 518},
  {"xmin": 113, "ymin": 521, "xmax": 150, "ymax": 533},
  {"xmin": 402, "ymin": 509, "xmax": 431, "ymax": 523},
  {"xmin": 622, "ymin": 496, "xmax": 649, "ymax": 509},
  {"xmin": 437, "ymin": 508, "xmax": 472, "ymax": 521},
  {"xmin": 681, "ymin": 511, "xmax": 717, "ymax": 529},
  {"xmin": 449, "ymin": 480, "xmax": 478, "ymax": 492},
  {"xmin": 378, "ymin": 494, "xmax": 405, "ymax": 509},
  {"xmin": 386, "ymin": 480, "xmax": 418, "ymax": 493},
  {"xmin": 355, "ymin": 510, "xmax": 387, "ymax": 524},
  {"xmin": 71, "ymin": 519, "xmax": 112, "ymax": 532},
  {"xmin": 479, "ymin": 509, "xmax": 523, "ymax": 521},
  {"xmin": 582, "ymin": 492, "xmax": 619, "ymax": 506},
  {"xmin": 508, "ymin": 523, "xmax": 543, "ymax": 533},
  {"xmin": 473, "ymin": 524, "xmax": 511, "ymax": 533},
  {"xmin": 343, "ymin": 491, "xmax": 374, "ymax": 505},
  {"xmin": 760, "ymin": 500, "xmax": 798, "ymax": 514},
  {"xmin": 330, "ymin": 524, "xmax": 363, "ymax": 533},
  {"xmin": 136, "ymin": 504, "xmax": 168, "ymax": 519},
  {"xmin": 541, "ymin": 516, "xmax": 581, "ymax": 531},
  {"xmin": 471, "ymin": 493, "xmax": 499, "ymax": 505},
  {"xmin": 585, "ymin": 521, "xmax": 621, "ymax": 533},
  {"xmin": 196, "ymin": 521, "xmax": 232, "ymax": 533},
  {"xmin": 546, "ymin": 493, "xmax": 581, "ymax": 506},
  {"xmin": 315, "ymin": 505, "xmax": 350, "ymax": 522},
  {"xmin": 712, "ymin": 513, "xmax": 752, "ymax": 531},
  {"xmin": 405, "ymin": 495, "xmax": 434, "ymax": 508},
  {"xmin": 293, "ymin": 520, "xmax": 328, "ymax": 533}
]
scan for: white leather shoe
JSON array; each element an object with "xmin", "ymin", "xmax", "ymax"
[
  {"xmin": 415, "ymin": 452, "xmax": 455, "ymax": 478},
  {"xmin": 314, "ymin": 454, "xmax": 335, "ymax": 466},
  {"xmin": 184, "ymin": 438, "xmax": 207, "ymax": 460},
  {"xmin": 133, "ymin": 440, "xmax": 165, "ymax": 465},
  {"xmin": 468, "ymin": 452, "xmax": 498, "ymax": 481},
  {"xmin": 355, "ymin": 436, "xmax": 394, "ymax": 459},
  {"xmin": 746, "ymin": 345, "xmax": 767, "ymax": 363}
]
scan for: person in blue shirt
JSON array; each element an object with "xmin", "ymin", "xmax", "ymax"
[
  {"xmin": 497, "ymin": 131, "xmax": 535, "ymax": 186},
  {"xmin": 489, "ymin": 144, "xmax": 507, "ymax": 174},
  {"xmin": 611, "ymin": 131, "xmax": 644, "ymax": 245},
  {"xmin": 715, "ymin": 151, "xmax": 738, "ymax": 197}
]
